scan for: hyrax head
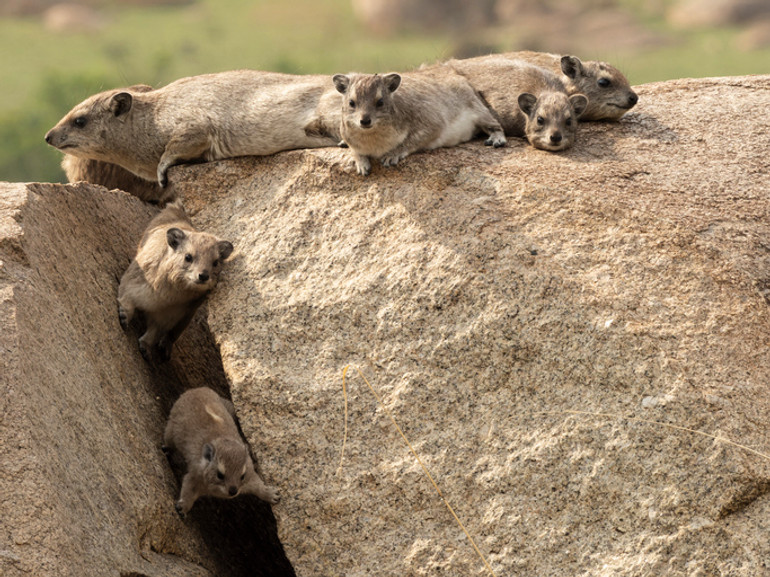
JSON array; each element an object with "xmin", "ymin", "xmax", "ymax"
[
  {"xmin": 560, "ymin": 56, "xmax": 638, "ymax": 121},
  {"xmin": 333, "ymin": 73, "xmax": 401, "ymax": 131},
  {"xmin": 44, "ymin": 87, "xmax": 145, "ymax": 160},
  {"xmin": 518, "ymin": 91, "xmax": 588, "ymax": 152},
  {"xmin": 165, "ymin": 227, "xmax": 234, "ymax": 292},
  {"xmin": 200, "ymin": 438, "xmax": 252, "ymax": 499}
]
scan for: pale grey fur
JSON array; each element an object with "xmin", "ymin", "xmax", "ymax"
[
  {"xmin": 45, "ymin": 70, "xmax": 341, "ymax": 188},
  {"xmin": 118, "ymin": 200, "xmax": 233, "ymax": 362},
  {"xmin": 163, "ymin": 387, "xmax": 280, "ymax": 517},
  {"xmin": 333, "ymin": 67, "xmax": 507, "ymax": 176}
]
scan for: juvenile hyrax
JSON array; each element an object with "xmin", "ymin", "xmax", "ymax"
[
  {"xmin": 499, "ymin": 51, "xmax": 638, "ymax": 121},
  {"xmin": 445, "ymin": 58, "xmax": 588, "ymax": 151},
  {"xmin": 118, "ymin": 200, "xmax": 233, "ymax": 361},
  {"xmin": 45, "ymin": 70, "xmax": 340, "ymax": 188},
  {"xmin": 333, "ymin": 68, "xmax": 506, "ymax": 176},
  {"xmin": 163, "ymin": 387, "xmax": 280, "ymax": 517}
]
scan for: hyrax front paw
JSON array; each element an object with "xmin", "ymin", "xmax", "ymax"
[
  {"xmin": 485, "ymin": 134, "xmax": 507, "ymax": 148},
  {"xmin": 174, "ymin": 501, "xmax": 187, "ymax": 519},
  {"xmin": 263, "ymin": 485, "xmax": 281, "ymax": 505},
  {"xmin": 353, "ymin": 156, "xmax": 371, "ymax": 176},
  {"xmin": 118, "ymin": 309, "xmax": 129, "ymax": 330},
  {"xmin": 381, "ymin": 152, "xmax": 407, "ymax": 167}
]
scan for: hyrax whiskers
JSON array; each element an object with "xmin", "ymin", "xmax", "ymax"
[
  {"xmin": 498, "ymin": 51, "xmax": 638, "ymax": 121},
  {"xmin": 117, "ymin": 200, "xmax": 233, "ymax": 361},
  {"xmin": 163, "ymin": 387, "xmax": 280, "ymax": 517},
  {"xmin": 445, "ymin": 57, "xmax": 588, "ymax": 151},
  {"xmin": 45, "ymin": 71, "xmax": 340, "ymax": 190},
  {"xmin": 333, "ymin": 68, "xmax": 506, "ymax": 176}
]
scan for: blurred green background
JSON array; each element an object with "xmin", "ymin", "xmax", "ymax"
[{"xmin": 2, "ymin": 0, "xmax": 768, "ymax": 183}]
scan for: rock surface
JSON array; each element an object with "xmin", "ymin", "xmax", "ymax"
[
  {"xmin": 169, "ymin": 75, "xmax": 770, "ymax": 577},
  {"xmin": 0, "ymin": 183, "xmax": 292, "ymax": 577}
]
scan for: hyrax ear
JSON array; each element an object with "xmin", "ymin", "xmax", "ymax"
[
  {"xmin": 110, "ymin": 92, "xmax": 133, "ymax": 118},
  {"xmin": 384, "ymin": 73, "xmax": 401, "ymax": 93},
  {"xmin": 203, "ymin": 443, "xmax": 215, "ymax": 462},
  {"xmin": 560, "ymin": 56, "xmax": 584, "ymax": 80},
  {"xmin": 217, "ymin": 240, "xmax": 234, "ymax": 261},
  {"xmin": 333, "ymin": 74, "xmax": 350, "ymax": 94},
  {"xmin": 166, "ymin": 227, "xmax": 186, "ymax": 250},
  {"xmin": 517, "ymin": 93, "xmax": 538, "ymax": 116},
  {"xmin": 569, "ymin": 94, "xmax": 589, "ymax": 118}
]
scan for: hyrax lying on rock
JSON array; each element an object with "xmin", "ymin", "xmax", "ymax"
[
  {"xmin": 118, "ymin": 200, "xmax": 233, "ymax": 361},
  {"xmin": 45, "ymin": 70, "xmax": 340, "ymax": 189},
  {"xmin": 497, "ymin": 51, "xmax": 638, "ymax": 121},
  {"xmin": 333, "ymin": 68, "xmax": 507, "ymax": 176},
  {"xmin": 163, "ymin": 387, "xmax": 280, "ymax": 517},
  {"xmin": 444, "ymin": 57, "xmax": 588, "ymax": 151}
]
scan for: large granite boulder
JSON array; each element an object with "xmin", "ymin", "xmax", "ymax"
[{"xmin": 172, "ymin": 75, "xmax": 770, "ymax": 576}]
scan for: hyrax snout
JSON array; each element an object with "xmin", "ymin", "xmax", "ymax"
[
  {"xmin": 163, "ymin": 387, "xmax": 280, "ymax": 517},
  {"xmin": 117, "ymin": 201, "xmax": 233, "ymax": 362}
]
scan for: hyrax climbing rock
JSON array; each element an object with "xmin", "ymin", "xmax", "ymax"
[
  {"xmin": 498, "ymin": 51, "xmax": 638, "ymax": 121},
  {"xmin": 333, "ymin": 67, "xmax": 507, "ymax": 176},
  {"xmin": 163, "ymin": 387, "xmax": 280, "ymax": 517},
  {"xmin": 45, "ymin": 70, "xmax": 340, "ymax": 189},
  {"xmin": 118, "ymin": 200, "xmax": 233, "ymax": 362},
  {"xmin": 444, "ymin": 57, "xmax": 588, "ymax": 151}
]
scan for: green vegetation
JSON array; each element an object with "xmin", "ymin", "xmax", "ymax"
[{"xmin": 1, "ymin": 0, "xmax": 768, "ymax": 183}]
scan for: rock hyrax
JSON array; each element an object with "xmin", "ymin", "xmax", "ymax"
[
  {"xmin": 163, "ymin": 387, "xmax": 280, "ymax": 517},
  {"xmin": 500, "ymin": 51, "xmax": 638, "ymax": 121},
  {"xmin": 333, "ymin": 68, "xmax": 506, "ymax": 176},
  {"xmin": 445, "ymin": 57, "xmax": 588, "ymax": 151},
  {"xmin": 118, "ymin": 200, "xmax": 233, "ymax": 361},
  {"xmin": 45, "ymin": 70, "xmax": 340, "ymax": 188}
]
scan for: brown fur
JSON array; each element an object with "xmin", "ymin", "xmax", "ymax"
[
  {"xmin": 45, "ymin": 71, "xmax": 340, "ymax": 190},
  {"xmin": 163, "ymin": 387, "xmax": 280, "ymax": 517},
  {"xmin": 498, "ymin": 51, "xmax": 638, "ymax": 121},
  {"xmin": 333, "ymin": 67, "xmax": 506, "ymax": 176},
  {"xmin": 62, "ymin": 155, "xmax": 170, "ymax": 204},
  {"xmin": 117, "ymin": 200, "xmax": 233, "ymax": 361},
  {"xmin": 444, "ymin": 57, "xmax": 588, "ymax": 151}
]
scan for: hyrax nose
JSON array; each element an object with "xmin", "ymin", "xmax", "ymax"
[
  {"xmin": 44, "ymin": 130, "xmax": 53, "ymax": 144},
  {"xmin": 550, "ymin": 132, "xmax": 563, "ymax": 144},
  {"xmin": 228, "ymin": 486, "xmax": 238, "ymax": 496},
  {"xmin": 628, "ymin": 92, "xmax": 639, "ymax": 106},
  {"xmin": 198, "ymin": 271, "xmax": 210, "ymax": 283},
  {"xmin": 360, "ymin": 116, "xmax": 372, "ymax": 128}
]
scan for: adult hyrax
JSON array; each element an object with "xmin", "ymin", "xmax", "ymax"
[
  {"xmin": 333, "ymin": 68, "xmax": 506, "ymax": 176},
  {"xmin": 445, "ymin": 57, "xmax": 588, "ymax": 151},
  {"xmin": 499, "ymin": 51, "xmax": 638, "ymax": 121},
  {"xmin": 118, "ymin": 200, "xmax": 233, "ymax": 361},
  {"xmin": 45, "ymin": 70, "xmax": 340, "ymax": 188},
  {"xmin": 163, "ymin": 387, "xmax": 280, "ymax": 517}
]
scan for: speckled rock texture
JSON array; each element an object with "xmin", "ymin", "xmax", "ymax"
[
  {"xmin": 171, "ymin": 75, "xmax": 770, "ymax": 577},
  {"xmin": 0, "ymin": 183, "xmax": 291, "ymax": 577}
]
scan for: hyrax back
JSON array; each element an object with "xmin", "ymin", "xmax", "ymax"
[
  {"xmin": 117, "ymin": 201, "xmax": 233, "ymax": 362},
  {"xmin": 446, "ymin": 58, "xmax": 588, "ymax": 151},
  {"xmin": 499, "ymin": 51, "xmax": 638, "ymax": 121},
  {"xmin": 333, "ymin": 68, "xmax": 506, "ymax": 176},
  {"xmin": 163, "ymin": 387, "xmax": 280, "ymax": 517},
  {"xmin": 45, "ymin": 70, "xmax": 340, "ymax": 188}
]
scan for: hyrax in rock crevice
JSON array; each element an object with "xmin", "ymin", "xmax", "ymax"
[
  {"xmin": 333, "ymin": 67, "xmax": 507, "ymax": 176},
  {"xmin": 45, "ymin": 70, "xmax": 341, "ymax": 189},
  {"xmin": 497, "ymin": 51, "xmax": 638, "ymax": 121},
  {"xmin": 118, "ymin": 200, "xmax": 233, "ymax": 362},
  {"xmin": 163, "ymin": 387, "xmax": 280, "ymax": 517},
  {"xmin": 443, "ymin": 57, "xmax": 588, "ymax": 151}
]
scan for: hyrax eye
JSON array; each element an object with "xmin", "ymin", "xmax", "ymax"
[
  {"xmin": 565, "ymin": 118, "xmax": 572, "ymax": 127},
  {"xmin": 184, "ymin": 254, "xmax": 193, "ymax": 263},
  {"xmin": 598, "ymin": 78, "xmax": 611, "ymax": 88},
  {"xmin": 212, "ymin": 259, "xmax": 219, "ymax": 267},
  {"xmin": 73, "ymin": 116, "xmax": 87, "ymax": 128},
  {"xmin": 240, "ymin": 473, "xmax": 246, "ymax": 481},
  {"xmin": 376, "ymin": 98, "xmax": 384, "ymax": 108},
  {"xmin": 348, "ymin": 99, "xmax": 356, "ymax": 109},
  {"xmin": 536, "ymin": 116, "xmax": 545, "ymax": 126},
  {"xmin": 217, "ymin": 471, "xmax": 225, "ymax": 481}
]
